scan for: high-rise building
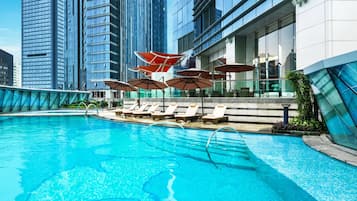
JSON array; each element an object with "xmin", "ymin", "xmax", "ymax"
[
  {"xmin": 120, "ymin": 0, "xmax": 167, "ymax": 82},
  {"xmin": 0, "ymin": 49, "xmax": 13, "ymax": 86},
  {"xmin": 193, "ymin": 0, "xmax": 296, "ymax": 96},
  {"xmin": 22, "ymin": 0, "xmax": 66, "ymax": 89},
  {"xmin": 167, "ymin": 0, "xmax": 194, "ymax": 54},
  {"xmin": 66, "ymin": 0, "xmax": 85, "ymax": 90},
  {"xmin": 83, "ymin": 0, "xmax": 121, "ymax": 97},
  {"xmin": 13, "ymin": 64, "xmax": 22, "ymax": 87}
]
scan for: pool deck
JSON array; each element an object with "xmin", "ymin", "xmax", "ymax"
[
  {"xmin": 1, "ymin": 109, "xmax": 356, "ymax": 167},
  {"xmin": 97, "ymin": 110, "xmax": 273, "ymax": 134},
  {"xmin": 303, "ymin": 135, "xmax": 357, "ymax": 166},
  {"xmin": 98, "ymin": 110, "xmax": 357, "ymax": 167}
]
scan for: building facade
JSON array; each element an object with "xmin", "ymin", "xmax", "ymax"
[
  {"xmin": 13, "ymin": 64, "xmax": 21, "ymax": 87},
  {"xmin": 66, "ymin": 0, "xmax": 85, "ymax": 90},
  {"xmin": 83, "ymin": 0, "xmax": 121, "ymax": 96},
  {"xmin": 120, "ymin": 0, "xmax": 167, "ymax": 82},
  {"xmin": 167, "ymin": 0, "xmax": 194, "ymax": 54},
  {"xmin": 193, "ymin": 0, "xmax": 296, "ymax": 97},
  {"xmin": 298, "ymin": 0, "xmax": 357, "ymax": 150},
  {"xmin": 0, "ymin": 49, "xmax": 13, "ymax": 86},
  {"xmin": 22, "ymin": 0, "xmax": 66, "ymax": 89}
]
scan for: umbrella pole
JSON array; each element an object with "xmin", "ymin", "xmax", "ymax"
[
  {"xmin": 162, "ymin": 76, "xmax": 165, "ymax": 112},
  {"xmin": 137, "ymin": 90, "xmax": 140, "ymax": 107},
  {"xmin": 201, "ymin": 88, "xmax": 204, "ymax": 115},
  {"xmin": 162, "ymin": 89, "xmax": 165, "ymax": 112}
]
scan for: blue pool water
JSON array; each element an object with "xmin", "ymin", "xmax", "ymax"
[{"xmin": 0, "ymin": 116, "xmax": 356, "ymax": 201}]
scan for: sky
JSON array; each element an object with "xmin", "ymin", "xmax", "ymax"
[{"xmin": 0, "ymin": 0, "xmax": 21, "ymax": 66}]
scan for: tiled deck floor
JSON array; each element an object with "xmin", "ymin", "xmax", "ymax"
[
  {"xmin": 97, "ymin": 110, "xmax": 273, "ymax": 134},
  {"xmin": 99, "ymin": 110, "xmax": 357, "ymax": 167}
]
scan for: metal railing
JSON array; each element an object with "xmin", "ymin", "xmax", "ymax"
[
  {"xmin": 149, "ymin": 121, "xmax": 185, "ymax": 129},
  {"xmin": 205, "ymin": 127, "xmax": 243, "ymax": 168},
  {"xmin": 78, "ymin": 102, "xmax": 99, "ymax": 116},
  {"xmin": 125, "ymin": 78, "xmax": 296, "ymax": 99}
]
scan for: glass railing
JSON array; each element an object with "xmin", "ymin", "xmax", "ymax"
[{"xmin": 124, "ymin": 79, "xmax": 295, "ymax": 98}]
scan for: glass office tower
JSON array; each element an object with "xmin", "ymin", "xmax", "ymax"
[
  {"xmin": 22, "ymin": 0, "xmax": 66, "ymax": 89},
  {"xmin": 120, "ymin": 0, "xmax": 167, "ymax": 81},
  {"xmin": 193, "ymin": 0, "xmax": 296, "ymax": 97},
  {"xmin": 66, "ymin": 0, "xmax": 85, "ymax": 90},
  {"xmin": 0, "ymin": 49, "xmax": 14, "ymax": 86},
  {"xmin": 167, "ymin": 0, "xmax": 194, "ymax": 54},
  {"xmin": 84, "ymin": 0, "xmax": 120, "ymax": 94}
]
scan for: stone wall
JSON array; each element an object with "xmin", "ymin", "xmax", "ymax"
[{"xmin": 123, "ymin": 97, "xmax": 298, "ymax": 124}]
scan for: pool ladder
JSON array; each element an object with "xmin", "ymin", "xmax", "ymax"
[
  {"xmin": 149, "ymin": 123, "xmax": 247, "ymax": 168},
  {"xmin": 205, "ymin": 127, "xmax": 243, "ymax": 168},
  {"xmin": 78, "ymin": 102, "xmax": 99, "ymax": 116},
  {"xmin": 149, "ymin": 121, "xmax": 185, "ymax": 129}
]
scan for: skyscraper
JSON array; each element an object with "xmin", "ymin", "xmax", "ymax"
[
  {"xmin": 83, "ymin": 0, "xmax": 121, "ymax": 96},
  {"xmin": 167, "ymin": 0, "xmax": 194, "ymax": 54},
  {"xmin": 22, "ymin": 0, "xmax": 66, "ymax": 89},
  {"xmin": 66, "ymin": 0, "xmax": 85, "ymax": 90},
  {"xmin": 0, "ymin": 49, "xmax": 13, "ymax": 86},
  {"xmin": 119, "ymin": 0, "xmax": 167, "ymax": 82}
]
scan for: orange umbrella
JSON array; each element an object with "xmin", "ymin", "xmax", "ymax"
[
  {"xmin": 133, "ymin": 64, "xmax": 172, "ymax": 75},
  {"xmin": 135, "ymin": 51, "xmax": 184, "ymax": 66},
  {"xmin": 201, "ymin": 72, "xmax": 225, "ymax": 80},
  {"xmin": 128, "ymin": 78, "xmax": 168, "ymax": 111},
  {"xmin": 128, "ymin": 78, "xmax": 167, "ymax": 90},
  {"xmin": 167, "ymin": 77, "xmax": 212, "ymax": 114},
  {"xmin": 176, "ymin": 68, "xmax": 209, "ymax": 77},
  {"xmin": 166, "ymin": 77, "xmax": 212, "ymax": 90},
  {"xmin": 215, "ymin": 64, "xmax": 255, "ymax": 91},
  {"xmin": 104, "ymin": 80, "xmax": 137, "ymax": 91}
]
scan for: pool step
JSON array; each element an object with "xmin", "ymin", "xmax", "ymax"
[{"xmin": 142, "ymin": 131, "xmax": 255, "ymax": 170}]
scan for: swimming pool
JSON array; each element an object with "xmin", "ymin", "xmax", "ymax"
[{"xmin": 0, "ymin": 116, "xmax": 356, "ymax": 201}]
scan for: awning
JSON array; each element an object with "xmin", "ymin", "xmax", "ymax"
[
  {"xmin": 135, "ymin": 51, "xmax": 184, "ymax": 66},
  {"xmin": 133, "ymin": 64, "xmax": 172, "ymax": 74}
]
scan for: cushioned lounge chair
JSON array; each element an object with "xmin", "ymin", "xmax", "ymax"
[
  {"xmin": 114, "ymin": 103, "xmax": 138, "ymax": 116},
  {"xmin": 175, "ymin": 104, "xmax": 200, "ymax": 122},
  {"xmin": 151, "ymin": 103, "xmax": 178, "ymax": 120},
  {"xmin": 123, "ymin": 103, "xmax": 148, "ymax": 117},
  {"xmin": 132, "ymin": 103, "xmax": 160, "ymax": 118},
  {"xmin": 202, "ymin": 104, "xmax": 228, "ymax": 124}
]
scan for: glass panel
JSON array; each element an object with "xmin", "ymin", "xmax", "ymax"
[
  {"xmin": 125, "ymin": 78, "xmax": 295, "ymax": 98},
  {"xmin": 329, "ymin": 63, "xmax": 357, "ymax": 125},
  {"xmin": 309, "ymin": 68, "xmax": 357, "ymax": 150}
]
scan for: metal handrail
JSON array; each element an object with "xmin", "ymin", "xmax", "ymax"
[
  {"xmin": 78, "ymin": 102, "xmax": 99, "ymax": 116},
  {"xmin": 149, "ymin": 121, "xmax": 185, "ymax": 129},
  {"xmin": 205, "ymin": 127, "xmax": 241, "ymax": 149},
  {"xmin": 86, "ymin": 103, "xmax": 99, "ymax": 115},
  {"xmin": 205, "ymin": 126, "xmax": 242, "ymax": 168}
]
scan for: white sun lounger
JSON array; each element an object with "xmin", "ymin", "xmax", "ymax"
[
  {"xmin": 175, "ymin": 103, "xmax": 200, "ymax": 122},
  {"xmin": 114, "ymin": 103, "xmax": 138, "ymax": 116},
  {"xmin": 202, "ymin": 104, "xmax": 228, "ymax": 124},
  {"xmin": 151, "ymin": 103, "xmax": 178, "ymax": 120},
  {"xmin": 132, "ymin": 103, "xmax": 160, "ymax": 117},
  {"xmin": 123, "ymin": 103, "xmax": 148, "ymax": 117}
]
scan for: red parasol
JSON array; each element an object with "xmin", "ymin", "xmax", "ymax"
[
  {"xmin": 104, "ymin": 79, "xmax": 137, "ymax": 91},
  {"xmin": 128, "ymin": 78, "xmax": 167, "ymax": 90},
  {"xmin": 128, "ymin": 78, "xmax": 168, "ymax": 111},
  {"xmin": 201, "ymin": 72, "xmax": 226, "ymax": 80},
  {"xmin": 215, "ymin": 64, "xmax": 255, "ymax": 91},
  {"xmin": 176, "ymin": 68, "xmax": 210, "ymax": 77},
  {"xmin": 166, "ymin": 77, "xmax": 212, "ymax": 114},
  {"xmin": 135, "ymin": 51, "xmax": 184, "ymax": 66}
]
